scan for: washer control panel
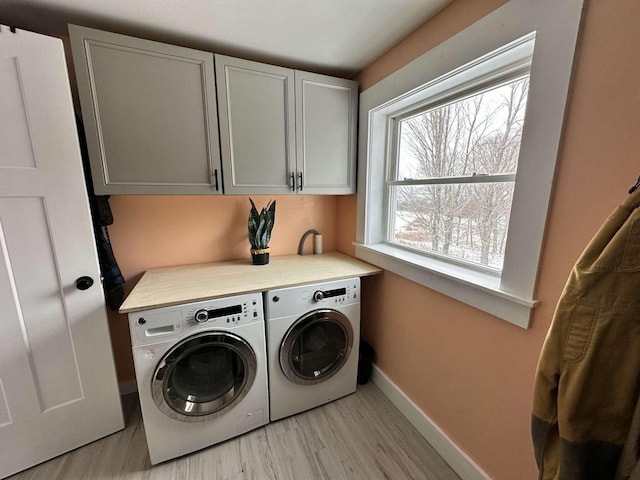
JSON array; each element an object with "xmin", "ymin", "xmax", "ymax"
[
  {"xmin": 184, "ymin": 294, "xmax": 262, "ymax": 326},
  {"xmin": 129, "ymin": 292, "xmax": 263, "ymax": 347}
]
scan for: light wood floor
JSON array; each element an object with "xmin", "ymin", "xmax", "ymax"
[{"xmin": 10, "ymin": 383, "xmax": 461, "ymax": 480}]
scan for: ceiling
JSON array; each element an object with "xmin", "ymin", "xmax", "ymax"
[{"xmin": 0, "ymin": 0, "xmax": 451, "ymax": 77}]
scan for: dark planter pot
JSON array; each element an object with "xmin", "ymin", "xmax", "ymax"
[{"xmin": 251, "ymin": 248, "xmax": 270, "ymax": 265}]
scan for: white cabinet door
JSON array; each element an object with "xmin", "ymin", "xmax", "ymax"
[
  {"xmin": 216, "ymin": 55, "xmax": 357, "ymax": 195},
  {"xmin": 70, "ymin": 25, "xmax": 222, "ymax": 195},
  {"xmin": 216, "ymin": 55, "xmax": 296, "ymax": 195},
  {"xmin": 295, "ymin": 71, "xmax": 357, "ymax": 195},
  {"xmin": 0, "ymin": 26, "xmax": 123, "ymax": 478}
]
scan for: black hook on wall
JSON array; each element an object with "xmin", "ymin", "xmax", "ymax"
[{"xmin": 629, "ymin": 176, "xmax": 640, "ymax": 194}]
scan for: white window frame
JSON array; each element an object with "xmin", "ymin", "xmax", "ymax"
[{"xmin": 355, "ymin": 0, "xmax": 584, "ymax": 328}]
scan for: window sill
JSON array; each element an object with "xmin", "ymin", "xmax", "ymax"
[{"xmin": 353, "ymin": 242, "xmax": 538, "ymax": 328}]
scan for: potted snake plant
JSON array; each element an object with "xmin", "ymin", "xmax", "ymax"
[{"xmin": 248, "ymin": 198, "xmax": 276, "ymax": 265}]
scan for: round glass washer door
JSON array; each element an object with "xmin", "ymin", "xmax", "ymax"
[
  {"xmin": 152, "ymin": 331, "xmax": 256, "ymax": 422},
  {"xmin": 280, "ymin": 308, "xmax": 353, "ymax": 385}
]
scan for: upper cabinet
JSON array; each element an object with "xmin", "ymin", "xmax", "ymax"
[
  {"xmin": 69, "ymin": 25, "xmax": 222, "ymax": 195},
  {"xmin": 215, "ymin": 56, "xmax": 296, "ymax": 195},
  {"xmin": 295, "ymin": 71, "xmax": 358, "ymax": 195},
  {"xmin": 216, "ymin": 55, "xmax": 357, "ymax": 195},
  {"xmin": 69, "ymin": 26, "xmax": 357, "ymax": 196}
]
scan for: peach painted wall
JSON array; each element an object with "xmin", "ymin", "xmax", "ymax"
[
  {"xmin": 337, "ymin": 0, "xmax": 640, "ymax": 478},
  {"xmin": 107, "ymin": 195, "xmax": 338, "ymax": 381}
]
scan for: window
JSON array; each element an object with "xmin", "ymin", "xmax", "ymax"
[
  {"xmin": 388, "ymin": 74, "xmax": 530, "ymax": 272},
  {"xmin": 355, "ymin": 0, "xmax": 584, "ymax": 328}
]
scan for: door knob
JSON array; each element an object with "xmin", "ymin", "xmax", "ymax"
[{"xmin": 76, "ymin": 276, "xmax": 94, "ymax": 290}]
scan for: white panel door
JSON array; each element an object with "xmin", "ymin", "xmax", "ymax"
[{"xmin": 0, "ymin": 26, "xmax": 123, "ymax": 478}]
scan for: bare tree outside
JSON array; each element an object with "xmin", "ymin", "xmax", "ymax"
[{"xmin": 389, "ymin": 77, "xmax": 529, "ymax": 269}]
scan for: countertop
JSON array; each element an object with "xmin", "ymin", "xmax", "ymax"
[{"xmin": 119, "ymin": 251, "xmax": 382, "ymax": 313}]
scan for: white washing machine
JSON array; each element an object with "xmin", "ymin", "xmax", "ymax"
[
  {"xmin": 128, "ymin": 292, "xmax": 269, "ymax": 465},
  {"xmin": 265, "ymin": 277, "xmax": 360, "ymax": 421}
]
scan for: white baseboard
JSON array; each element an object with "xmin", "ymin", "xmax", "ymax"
[
  {"xmin": 370, "ymin": 364, "xmax": 490, "ymax": 480},
  {"xmin": 118, "ymin": 379, "xmax": 138, "ymax": 396}
]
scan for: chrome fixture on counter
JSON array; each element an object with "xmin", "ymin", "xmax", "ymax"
[{"xmin": 298, "ymin": 229, "xmax": 322, "ymax": 255}]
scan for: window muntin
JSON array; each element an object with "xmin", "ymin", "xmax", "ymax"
[{"xmin": 386, "ymin": 76, "xmax": 530, "ymax": 271}]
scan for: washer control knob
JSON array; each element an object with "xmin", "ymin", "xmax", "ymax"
[
  {"xmin": 194, "ymin": 309, "xmax": 209, "ymax": 323},
  {"xmin": 312, "ymin": 290, "xmax": 324, "ymax": 302}
]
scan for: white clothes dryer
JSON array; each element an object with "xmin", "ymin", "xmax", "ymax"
[
  {"xmin": 264, "ymin": 277, "xmax": 360, "ymax": 421},
  {"xmin": 128, "ymin": 292, "xmax": 268, "ymax": 464}
]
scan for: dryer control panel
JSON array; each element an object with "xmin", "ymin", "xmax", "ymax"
[
  {"xmin": 309, "ymin": 285, "xmax": 357, "ymax": 305},
  {"xmin": 265, "ymin": 277, "xmax": 360, "ymax": 319}
]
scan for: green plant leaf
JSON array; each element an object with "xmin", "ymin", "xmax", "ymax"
[
  {"xmin": 261, "ymin": 217, "xmax": 272, "ymax": 247},
  {"xmin": 256, "ymin": 215, "xmax": 266, "ymax": 249},
  {"xmin": 249, "ymin": 197, "xmax": 258, "ymax": 215},
  {"xmin": 268, "ymin": 200, "xmax": 276, "ymax": 226},
  {"xmin": 248, "ymin": 216, "xmax": 258, "ymax": 249}
]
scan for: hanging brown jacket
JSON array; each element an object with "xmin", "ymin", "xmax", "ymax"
[{"xmin": 532, "ymin": 188, "xmax": 640, "ymax": 480}]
